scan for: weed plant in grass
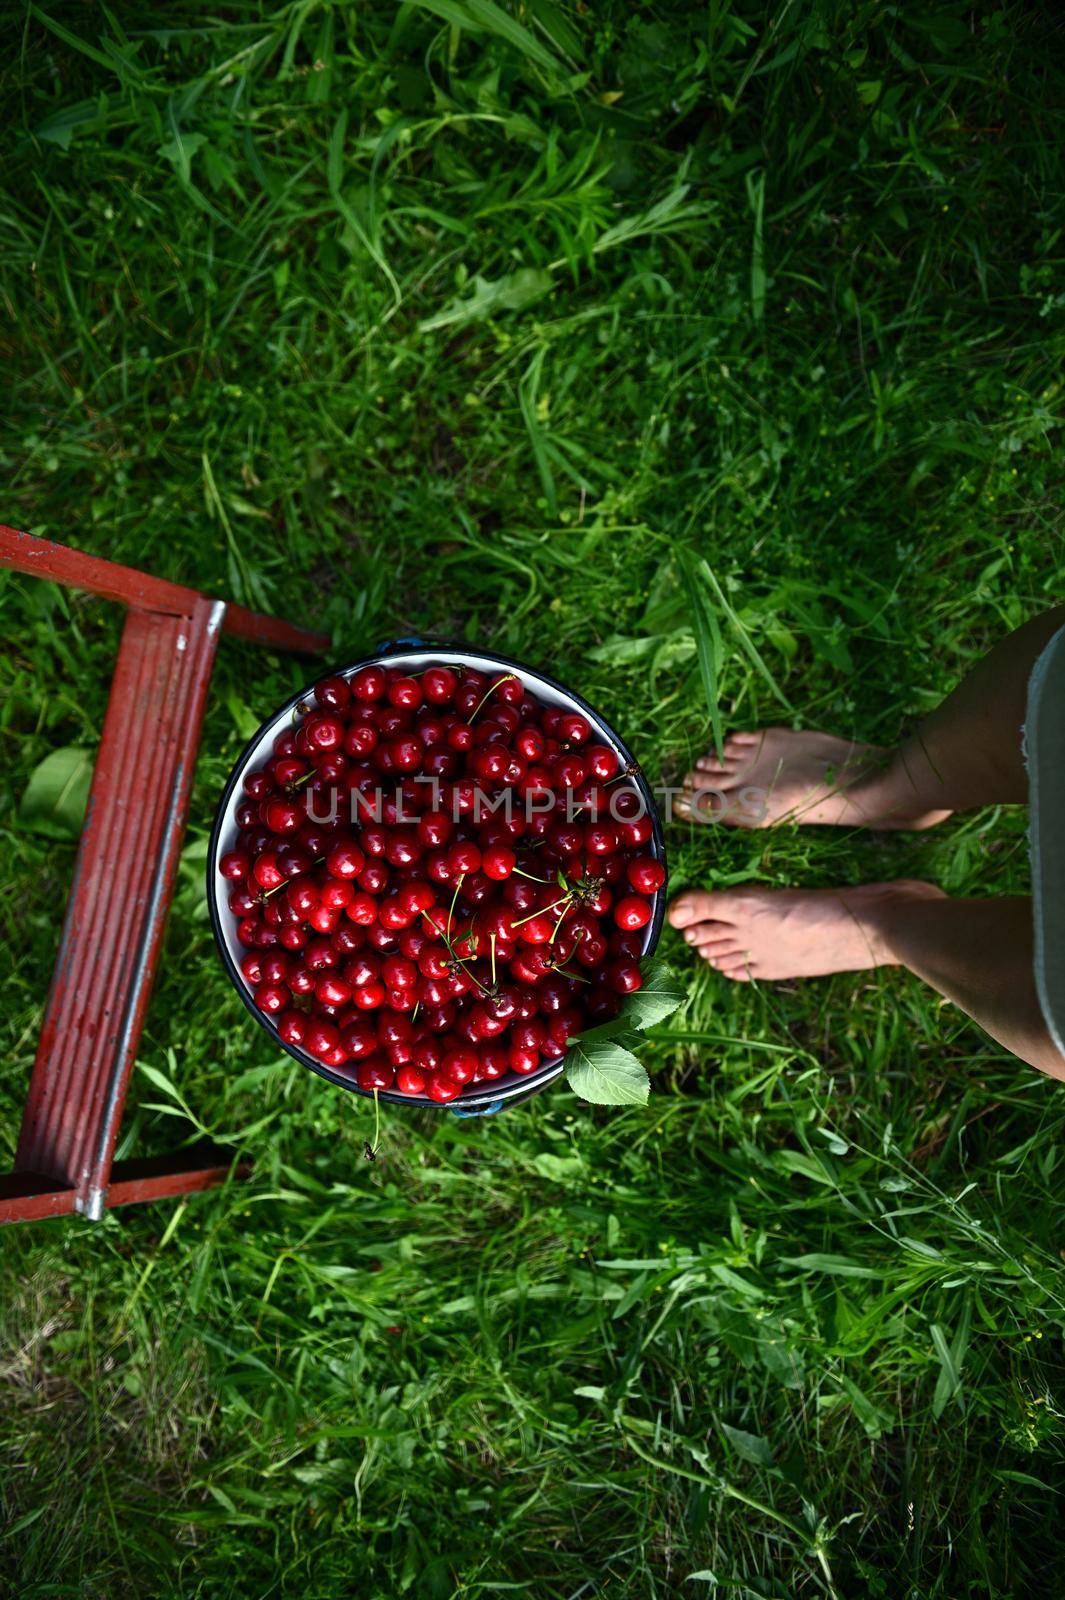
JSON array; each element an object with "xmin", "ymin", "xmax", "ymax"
[{"xmin": 2, "ymin": 2, "xmax": 1064, "ymax": 1596}]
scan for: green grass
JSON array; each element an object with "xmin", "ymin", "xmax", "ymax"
[{"xmin": 2, "ymin": 1, "xmax": 1065, "ymax": 1594}]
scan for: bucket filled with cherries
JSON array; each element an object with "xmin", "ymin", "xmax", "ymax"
[{"xmin": 208, "ymin": 646, "xmax": 667, "ymax": 1111}]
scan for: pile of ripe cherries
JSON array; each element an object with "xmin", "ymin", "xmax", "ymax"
[{"xmin": 219, "ymin": 662, "xmax": 664, "ymax": 1103}]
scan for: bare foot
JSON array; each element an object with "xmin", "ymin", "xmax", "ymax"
[
  {"xmin": 668, "ymin": 880, "xmax": 946, "ymax": 981},
  {"xmin": 675, "ymin": 727, "xmax": 952, "ymax": 829}
]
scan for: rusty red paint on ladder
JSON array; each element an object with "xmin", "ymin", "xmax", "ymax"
[
  {"xmin": 0, "ymin": 528, "xmax": 327, "ymax": 1225},
  {"xmin": 0, "ymin": 525, "xmax": 329, "ymax": 655}
]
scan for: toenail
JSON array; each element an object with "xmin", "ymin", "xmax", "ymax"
[{"xmin": 685, "ymin": 930, "xmax": 696, "ymax": 943}]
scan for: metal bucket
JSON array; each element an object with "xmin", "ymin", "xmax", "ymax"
[{"xmin": 207, "ymin": 642, "xmax": 666, "ymax": 1113}]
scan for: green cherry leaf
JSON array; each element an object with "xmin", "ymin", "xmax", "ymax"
[
  {"xmin": 19, "ymin": 746, "xmax": 94, "ymax": 840},
  {"xmin": 565, "ymin": 1037, "xmax": 650, "ymax": 1106},
  {"xmin": 619, "ymin": 956, "xmax": 686, "ymax": 1031}
]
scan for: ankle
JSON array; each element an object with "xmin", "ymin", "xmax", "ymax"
[{"xmin": 859, "ymin": 880, "xmax": 948, "ymax": 966}]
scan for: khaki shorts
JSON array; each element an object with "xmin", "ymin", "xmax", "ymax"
[{"xmin": 1028, "ymin": 623, "xmax": 1065, "ymax": 1057}]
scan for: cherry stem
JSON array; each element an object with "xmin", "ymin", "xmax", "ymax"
[
  {"xmin": 511, "ymin": 893, "xmax": 572, "ymax": 928},
  {"xmin": 466, "ymin": 673, "xmax": 519, "ymax": 726},
  {"xmin": 420, "ymin": 902, "xmax": 492, "ymax": 997},
  {"xmin": 490, "ymin": 931, "xmax": 497, "ymax": 990},
  {"xmin": 550, "ymin": 962, "xmax": 590, "ymax": 983},
  {"xmin": 366, "ymin": 1088, "xmax": 381, "ymax": 1161},
  {"xmin": 446, "ymin": 876, "xmax": 463, "ymax": 941},
  {"xmin": 262, "ymin": 855, "xmax": 325, "ymax": 899},
  {"xmin": 513, "ymin": 866, "xmax": 552, "ymax": 883}
]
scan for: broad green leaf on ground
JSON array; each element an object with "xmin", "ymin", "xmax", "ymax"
[
  {"xmin": 620, "ymin": 957, "xmax": 685, "ymax": 1030},
  {"xmin": 419, "ymin": 268, "xmax": 554, "ymax": 331},
  {"xmin": 719, "ymin": 1423, "xmax": 775, "ymax": 1469},
  {"xmin": 19, "ymin": 746, "xmax": 93, "ymax": 839},
  {"xmin": 565, "ymin": 1037, "xmax": 650, "ymax": 1106}
]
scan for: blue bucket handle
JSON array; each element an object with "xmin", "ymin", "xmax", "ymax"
[
  {"xmin": 374, "ymin": 635, "xmax": 429, "ymax": 653},
  {"xmin": 450, "ymin": 1098, "xmax": 506, "ymax": 1119}
]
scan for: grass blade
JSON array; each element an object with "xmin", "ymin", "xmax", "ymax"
[{"xmin": 678, "ymin": 550, "xmax": 725, "ymax": 762}]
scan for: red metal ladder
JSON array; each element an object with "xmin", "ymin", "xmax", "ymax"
[{"xmin": 0, "ymin": 527, "xmax": 328, "ymax": 1224}]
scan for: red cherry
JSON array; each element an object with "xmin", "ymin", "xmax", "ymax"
[
  {"xmin": 608, "ymin": 959, "xmax": 643, "ymax": 995},
  {"xmin": 423, "ymin": 666, "xmax": 458, "ymax": 704},
  {"xmin": 576, "ymin": 932, "xmax": 608, "ymax": 967},
  {"xmin": 352, "ymin": 979, "xmax": 386, "ymax": 1009},
  {"xmin": 389, "ymin": 736, "xmax": 423, "ymax": 772},
  {"xmin": 305, "ymin": 1020, "xmax": 341, "ymax": 1060},
  {"xmin": 614, "ymin": 895, "xmax": 651, "ymax": 931},
  {"xmin": 552, "ymin": 754, "xmax": 586, "ymax": 790},
  {"xmin": 418, "ymin": 811, "xmax": 453, "ymax": 849},
  {"xmin": 512, "ymin": 1018, "xmax": 546, "ymax": 1051},
  {"xmin": 260, "ymin": 800, "xmax": 300, "ymax": 838},
  {"xmin": 357, "ymin": 861, "xmax": 390, "ymax": 896},
  {"xmin": 385, "ymin": 831, "xmax": 422, "ymax": 868},
  {"xmin": 321, "ymin": 879, "xmax": 355, "ymax": 911},
  {"xmin": 482, "ymin": 844, "xmax": 516, "ymax": 881},
  {"xmin": 396, "ymin": 1064, "xmax": 428, "ymax": 1095},
  {"xmin": 273, "ymin": 757, "xmax": 308, "ymax": 787},
  {"xmin": 240, "ymin": 952, "xmax": 264, "ymax": 985},
  {"xmin": 304, "ymin": 713, "xmax": 345, "ymax": 752},
  {"xmin": 426, "ymin": 1072, "xmax": 460, "ymax": 1102},
  {"xmin": 305, "ymin": 937, "xmax": 338, "ymax": 970},
  {"xmin": 316, "ymin": 973, "xmax": 352, "ymax": 1007},
  {"xmin": 314, "ymin": 676, "xmax": 351, "ymax": 710},
  {"xmin": 252, "ymin": 853, "xmax": 285, "ymax": 891},
  {"xmin": 618, "ymin": 813, "xmax": 653, "ymax": 848},
  {"xmin": 516, "ymin": 726, "xmax": 545, "ymax": 762},
  {"xmin": 549, "ymin": 1010, "xmax": 580, "ymax": 1051},
  {"xmin": 471, "ymin": 745, "xmax": 508, "ymax": 783},
  {"xmin": 559, "ymin": 712, "xmax": 590, "ymax": 745},
  {"xmin": 351, "ymin": 664, "xmax": 387, "ymax": 701},
  {"xmin": 611, "ymin": 930, "xmax": 644, "ymax": 961},
  {"xmin": 447, "ymin": 840, "xmax": 482, "ymax": 877},
  {"xmin": 443, "ymin": 1048, "xmax": 477, "ymax": 1085},
  {"xmin": 585, "ymin": 823, "xmax": 619, "ymax": 855},
  {"xmin": 586, "ymin": 744, "xmax": 619, "ymax": 781},
  {"xmin": 327, "ymin": 842, "xmax": 366, "ymax": 879},
  {"xmin": 389, "ymin": 676, "xmax": 423, "ymax": 710},
  {"xmin": 289, "ymin": 965, "xmax": 315, "ymax": 995},
  {"xmin": 341, "ymin": 1019, "xmax": 378, "ymax": 1058},
  {"xmin": 307, "ymin": 904, "xmax": 340, "ymax": 934},
  {"xmin": 356, "ymin": 1059, "xmax": 395, "ymax": 1092},
  {"xmin": 219, "ymin": 849, "xmax": 250, "ymax": 881},
  {"xmin": 382, "ymin": 954, "xmax": 418, "ymax": 990},
  {"xmin": 244, "ymin": 769, "xmax": 271, "ymax": 800},
  {"xmin": 478, "ymin": 1045, "xmax": 508, "ymax": 1080},
  {"xmin": 345, "ymin": 891, "xmax": 378, "ymax": 926},
  {"xmin": 627, "ymin": 856, "xmax": 665, "ymax": 894},
  {"xmin": 344, "ymin": 722, "xmax": 379, "ymax": 758},
  {"xmin": 509, "ymin": 1045, "xmax": 540, "ymax": 1074},
  {"xmin": 277, "ymin": 1010, "xmax": 307, "ymax": 1047}
]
